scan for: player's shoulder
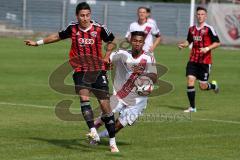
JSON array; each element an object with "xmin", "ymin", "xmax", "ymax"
[
  {"xmin": 91, "ymin": 20, "xmax": 109, "ymax": 28},
  {"xmin": 68, "ymin": 21, "xmax": 79, "ymax": 26},
  {"xmin": 143, "ymin": 51, "xmax": 153, "ymax": 56},
  {"xmin": 143, "ymin": 52, "xmax": 155, "ymax": 62},
  {"xmin": 113, "ymin": 49, "xmax": 130, "ymax": 55},
  {"xmin": 188, "ymin": 25, "xmax": 196, "ymax": 30},
  {"xmin": 110, "ymin": 49, "xmax": 129, "ymax": 61},
  {"xmin": 147, "ymin": 18, "xmax": 157, "ymax": 25},
  {"xmin": 91, "ymin": 20, "xmax": 102, "ymax": 27},
  {"xmin": 65, "ymin": 21, "xmax": 78, "ymax": 28},
  {"xmin": 129, "ymin": 21, "xmax": 140, "ymax": 27},
  {"xmin": 204, "ymin": 23, "xmax": 218, "ymax": 35}
]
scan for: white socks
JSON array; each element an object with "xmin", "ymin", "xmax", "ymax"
[
  {"xmin": 110, "ymin": 137, "xmax": 116, "ymax": 146},
  {"xmin": 99, "ymin": 129, "xmax": 109, "ymax": 138},
  {"xmin": 90, "ymin": 127, "xmax": 97, "ymax": 133}
]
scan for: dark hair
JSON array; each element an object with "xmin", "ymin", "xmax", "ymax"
[
  {"xmin": 137, "ymin": 6, "xmax": 148, "ymax": 12},
  {"xmin": 76, "ymin": 2, "xmax": 91, "ymax": 15},
  {"xmin": 146, "ymin": 7, "xmax": 151, "ymax": 13},
  {"xmin": 131, "ymin": 31, "xmax": 146, "ymax": 38},
  {"xmin": 196, "ymin": 6, "xmax": 207, "ymax": 13}
]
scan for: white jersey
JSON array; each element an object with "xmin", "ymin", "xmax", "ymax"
[
  {"xmin": 125, "ymin": 21, "xmax": 160, "ymax": 52},
  {"xmin": 147, "ymin": 18, "xmax": 158, "ymax": 27},
  {"xmin": 110, "ymin": 49, "xmax": 157, "ymax": 106}
]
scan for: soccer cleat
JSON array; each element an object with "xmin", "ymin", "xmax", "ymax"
[
  {"xmin": 184, "ymin": 107, "xmax": 197, "ymax": 113},
  {"xmin": 212, "ymin": 80, "xmax": 219, "ymax": 94},
  {"xmin": 86, "ymin": 131, "xmax": 100, "ymax": 143},
  {"xmin": 110, "ymin": 144, "xmax": 119, "ymax": 153}
]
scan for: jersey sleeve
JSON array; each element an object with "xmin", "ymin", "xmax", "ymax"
[
  {"xmin": 110, "ymin": 51, "xmax": 117, "ymax": 62},
  {"xmin": 187, "ymin": 28, "xmax": 193, "ymax": 44},
  {"xmin": 101, "ymin": 25, "xmax": 115, "ymax": 42},
  {"xmin": 151, "ymin": 22, "xmax": 161, "ymax": 37},
  {"xmin": 125, "ymin": 25, "xmax": 131, "ymax": 39},
  {"xmin": 58, "ymin": 24, "xmax": 72, "ymax": 40},
  {"xmin": 110, "ymin": 50, "xmax": 122, "ymax": 63},
  {"xmin": 208, "ymin": 27, "xmax": 220, "ymax": 43}
]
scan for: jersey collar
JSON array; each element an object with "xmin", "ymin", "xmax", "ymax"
[
  {"xmin": 131, "ymin": 50, "xmax": 144, "ymax": 59},
  {"xmin": 78, "ymin": 23, "xmax": 93, "ymax": 32},
  {"xmin": 196, "ymin": 22, "xmax": 207, "ymax": 30}
]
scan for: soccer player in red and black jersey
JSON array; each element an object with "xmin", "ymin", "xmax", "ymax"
[
  {"xmin": 178, "ymin": 7, "xmax": 221, "ymax": 113},
  {"xmin": 24, "ymin": 2, "xmax": 119, "ymax": 152}
]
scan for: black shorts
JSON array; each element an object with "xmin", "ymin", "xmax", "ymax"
[
  {"xmin": 186, "ymin": 62, "xmax": 211, "ymax": 82},
  {"xmin": 73, "ymin": 71, "xmax": 109, "ymax": 99}
]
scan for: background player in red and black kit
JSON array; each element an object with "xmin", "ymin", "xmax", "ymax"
[
  {"xmin": 24, "ymin": 2, "xmax": 119, "ymax": 152},
  {"xmin": 178, "ymin": 7, "xmax": 221, "ymax": 113}
]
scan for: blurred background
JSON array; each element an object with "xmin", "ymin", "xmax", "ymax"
[
  {"xmin": 0, "ymin": 0, "xmax": 239, "ymax": 46},
  {"xmin": 0, "ymin": 1, "xmax": 240, "ymax": 159}
]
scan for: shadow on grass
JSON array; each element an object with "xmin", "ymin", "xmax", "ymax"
[
  {"xmin": 98, "ymin": 138, "xmax": 131, "ymax": 146},
  {"xmin": 30, "ymin": 137, "xmax": 130, "ymax": 154},
  {"xmin": 30, "ymin": 137, "xmax": 103, "ymax": 151},
  {"xmin": 159, "ymin": 104, "xmax": 207, "ymax": 111},
  {"xmin": 159, "ymin": 104, "xmax": 185, "ymax": 111}
]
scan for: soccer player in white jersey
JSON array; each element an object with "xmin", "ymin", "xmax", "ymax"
[
  {"xmin": 125, "ymin": 7, "xmax": 161, "ymax": 54},
  {"xmin": 146, "ymin": 7, "xmax": 158, "ymax": 27},
  {"xmin": 94, "ymin": 31, "xmax": 157, "ymax": 140}
]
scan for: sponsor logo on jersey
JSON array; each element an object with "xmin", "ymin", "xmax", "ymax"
[
  {"xmin": 90, "ymin": 31, "xmax": 97, "ymax": 37},
  {"xmin": 78, "ymin": 38, "xmax": 95, "ymax": 46},
  {"xmin": 193, "ymin": 36, "xmax": 202, "ymax": 41}
]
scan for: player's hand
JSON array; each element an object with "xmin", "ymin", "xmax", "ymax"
[
  {"xmin": 24, "ymin": 40, "xmax": 38, "ymax": 46},
  {"xmin": 132, "ymin": 65, "xmax": 144, "ymax": 75},
  {"xmin": 103, "ymin": 56, "xmax": 110, "ymax": 63},
  {"xmin": 178, "ymin": 42, "xmax": 185, "ymax": 50},
  {"xmin": 200, "ymin": 47, "xmax": 210, "ymax": 53}
]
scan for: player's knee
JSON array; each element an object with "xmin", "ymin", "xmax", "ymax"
[
  {"xmin": 199, "ymin": 83, "xmax": 208, "ymax": 90},
  {"xmin": 99, "ymin": 99, "xmax": 111, "ymax": 113},
  {"xmin": 80, "ymin": 95, "xmax": 89, "ymax": 101},
  {"xmin": 187, "ymin": 79, "xmax": 195, "ymax": 86}
]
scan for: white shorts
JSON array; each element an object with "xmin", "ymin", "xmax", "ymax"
[{"xmin": 111, "ymin": 96, "xmax": 148, "ymax": 127}]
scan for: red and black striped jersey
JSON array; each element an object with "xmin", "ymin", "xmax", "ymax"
[
  {"xmin": 187, "ymin": 23, "xmax": 220, "ymax": 64},
  {"xmin": 58, "ymin": 20, "xmax": 114, "ymax": 72}
]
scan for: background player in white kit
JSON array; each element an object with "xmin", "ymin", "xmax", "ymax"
[
  {"xmin": 94, "ymin": 31, "xmax": 157, "ymax": 139},
  {"xmin": 146, "ymin": 7, "xmax": 158, "ymax": 27},
  {"xmin": 125, "ymin": 7, "xmax": 161, "ymax": 54}
]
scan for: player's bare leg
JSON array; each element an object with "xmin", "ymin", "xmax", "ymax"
[
  {"xmin": 78, "ymin": 88, "xmax": 100, "ymax": 142},
  {"xmin": 184, "ymin": 75, "xmax": 197, "ymax": 112},
  {"xmin": 199, "ymin": 81, "xmax": 219, "ymax": 93}
]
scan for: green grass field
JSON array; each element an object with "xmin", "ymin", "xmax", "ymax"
[{"xmin": 0, "ymin": 37, "xmax": 240, "ymax": 160}]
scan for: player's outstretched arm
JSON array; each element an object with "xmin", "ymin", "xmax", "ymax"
[
  {"xmin": 24, "ymin": 33, "xmax": 61, "ymax": 47},
  {"xmin": 178, "ymin": 40, "xmax": 189, "ymax": 49},
  {"xmin": 103, "ymin": 41, "xmax": 116, "ymax": 63}
]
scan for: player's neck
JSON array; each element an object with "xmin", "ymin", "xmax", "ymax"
[
  {"xmin": 132, "ymin": 50, "xmax": 143, "ymax": 59},
  {"xmin": 197, "ymin": 22, "xmax": 206, "ymax": 28},
  {"xmin": 138, "ymin": 19, "xmax": 147, "ymax": 25},
  {"xmin": 78, "ymin": 23, "xmax": 91, "ymax": 30}
]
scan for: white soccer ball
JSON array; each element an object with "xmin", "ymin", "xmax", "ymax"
[{"xmin": 135, "ymin": 75, "xmax": 154, "ymax": 96}]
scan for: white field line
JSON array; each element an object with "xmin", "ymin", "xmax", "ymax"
[
  {"xmin": 196, "ymin": 118, "xmax": 240, "ymax": 125},
  {"xmin": 157, "ymin": 133, "xmax": 239, "ymax": 141},
  {"xmin": 0, "ymin": 101, "xmax": 240, "ymax": 125}
]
